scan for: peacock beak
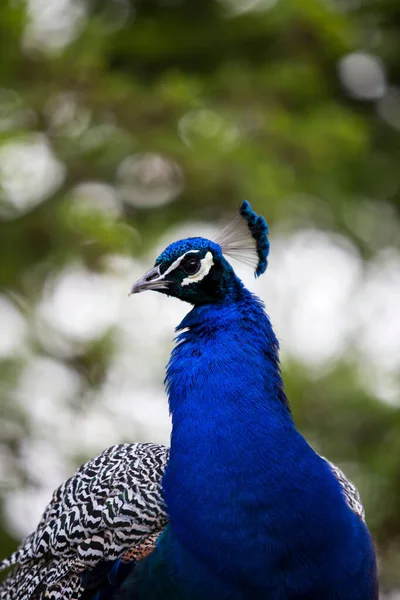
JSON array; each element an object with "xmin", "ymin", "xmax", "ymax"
[{"xmin": 129, "ymin": 266, "xmax": 170, "ymax": 295}]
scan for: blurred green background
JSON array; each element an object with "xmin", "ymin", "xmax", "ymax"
[{"xmin": 1, "ymin": 0, "xmax": 400, "ymax": 595}]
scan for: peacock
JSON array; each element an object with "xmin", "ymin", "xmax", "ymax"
[{"xmin": 0, "ymin": 201, "xmax": 378, "ymax": 599}]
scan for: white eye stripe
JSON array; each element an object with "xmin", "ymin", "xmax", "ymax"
[
  {"xmin": 181, "ymin": 251, "xmax": 214, "ymax": 287},
  {"xmin": 159, "ymin": 250, "xmax": 200, "ymax": 280}
]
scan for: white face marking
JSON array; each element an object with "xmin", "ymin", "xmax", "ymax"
[
  {"xmin": 159, "ymin": 250, "xmax": 200, "ymax": 280},
  {"xmin": 181, "ymin": 251, "xmax": 214, "ymax": 287}
]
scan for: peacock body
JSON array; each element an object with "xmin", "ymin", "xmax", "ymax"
[{"xmin": 0, "ymin": 202, "xmax": 378, "ymax": 599}]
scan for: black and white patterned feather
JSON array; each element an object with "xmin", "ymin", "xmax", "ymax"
[
  {"xmin": 0, "ymin": 444, "xmax": 365, "ymax": 600},
  {"xmin": 0, "ymin": 443, "xmax": 169, "ymax": 600}
]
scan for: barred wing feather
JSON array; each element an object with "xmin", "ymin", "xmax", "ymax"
[{"xmin": 0, "ymin": 443, "xmax": 169, "ymax": 600}]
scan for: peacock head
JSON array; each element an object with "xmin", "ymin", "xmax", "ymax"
[{"xmin": 129, "ymin": 201, "xmax": 270, "ymax": 306}]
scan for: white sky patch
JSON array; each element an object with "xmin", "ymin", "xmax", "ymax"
[
  {"xmin": 354, "ymin": 248, "xmax": 400, "ymax": 371},
  {"xmin": 181, "ymin": 251, "xmax": 214, "ymax": 286},
  {"xmin": 16, "ymin": 356, "xmax": 82, "ymax": 433},
  {"xmin": 251, "ymin": 230, "xmax": 363, "ymax": 369},
  {"xmin": 36, "ymin": 264, "xmax": 123, "ymax": 344},
  {"xmin": 4, "ymin": 487, "xmax": 61, "ymax": 540},
  {"xmin": 0, "ymin": 134, "xmax": 65, "ymax": 219},
  {"xmin": 0, "ymin": 295, "xmax": 28, "ymax": 358},
  {"xmin": 23, "ymin": 0, "xmax": 87, "ymax": 54},
  {"xmin": 4, "ymin": 438, "xmax": 71, "ymax": 538}
]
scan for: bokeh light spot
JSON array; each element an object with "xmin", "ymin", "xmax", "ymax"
[
  {"xmin": 0, "ymin": 135, "xmax": 66, "ymax": 219},
  {"xmin": 338, "ymin": 52, "xmax": 386, "ymax": 100},
  {"xmin": 117, "ymin": 153, "xmax": 183, "ymax": 208}
]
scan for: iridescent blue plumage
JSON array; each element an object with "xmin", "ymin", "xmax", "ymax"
[
  {"xmin": 124, "ymin": 290, "xmax": 376, "ymax": 599},
  {"xmin": 0, "ymin": 202, "xmax": 378, "ymax": 600},
  {"xmin": 119, "ymin": 202, "xmax": 378, "ymax": 599}
]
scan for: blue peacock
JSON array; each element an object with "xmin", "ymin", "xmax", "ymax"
[{"xmin": 0, "ymin": 201, "xmax": 378, "ymax": 599}]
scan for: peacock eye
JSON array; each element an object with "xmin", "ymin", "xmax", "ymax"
[{"xmin": 182, "ymin": 257, "xmax": 201, "ymax": 276}]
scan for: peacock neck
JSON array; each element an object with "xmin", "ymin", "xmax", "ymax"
[
  {"xmin": 166, "ymin": 286, "xmax": 291, "ymax": 423},
  {"xmin": 142, "ymin": 288, "xmax": 376, "ymax": 599},
  {"xmin": 163, "ymin": 289, "xmax": 302, "ymax": 581}
]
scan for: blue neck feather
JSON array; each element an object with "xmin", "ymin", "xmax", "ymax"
[
  {"xmin": 167, "ymin": 284, "xmax": 290, "ymax": 416},
  {"xmin": 117, "ymin": 285, "xmax": 377, "ymax": 599},
  {"xmin": 157, "ymin": 289, "xmax": 376, "ymax": 599}
]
